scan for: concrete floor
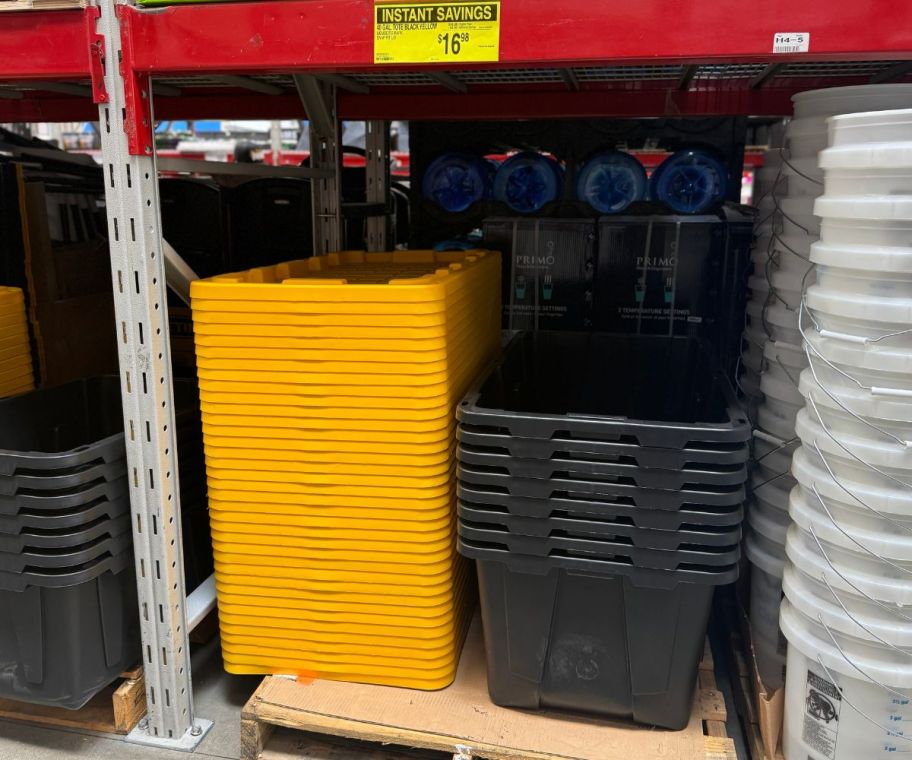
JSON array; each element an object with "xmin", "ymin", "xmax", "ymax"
[{"xmin": 0, "ymin": 637, "xmax": 262, "ymax": 760}]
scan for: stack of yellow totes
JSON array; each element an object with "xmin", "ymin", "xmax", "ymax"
[
  {"xmin": 190, "ymin": 250, "xmax": 501, "ymax": 688},
  {"xmin": 0, "ymin": 287, "xmax": 34, "ymax": 397}
]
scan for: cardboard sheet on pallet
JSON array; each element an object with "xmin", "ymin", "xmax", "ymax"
[{"xmin": 244, "ymin": 618, "xmax": 709, "ymax": 760}]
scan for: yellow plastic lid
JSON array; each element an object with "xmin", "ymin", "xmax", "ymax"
[
  {"xmin": 203, "ymin": 443, "xmax": 453, "ymax": 467},
  {"xmin": 207, "ymin": 487, "xmax": 454, "ymax": 509}
]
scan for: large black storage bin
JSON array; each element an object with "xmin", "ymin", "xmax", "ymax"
[
  {"xmin": 228, "ymin": 178, "xmax": 313, "ymax": 271},
  {"xmin": 0, "ymin": 552, "xmax": 138, "ymax": 709},
  {"xmin": 464, "ymin": 546, "xmax": 737, "ymax": 729},
  {"xmin": 160, "ymin": 178, "xmax": 230, "ymax": 279},
  {"xmin": 0, "ymin": 377, "xmax": 210, "ymax": 708},
  {"xmin": 456, "ymin": 331, "xmax": 748, "ymax": 728}
]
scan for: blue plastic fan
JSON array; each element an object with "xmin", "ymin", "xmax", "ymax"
[
  {"xmin": 493, "ymin": 152, "xmax": 563, "ymax": 213},
  {"xmin": 422, "ymin": 152, "xmax": 491, "ymax": 212},
  {"xmin": 576, "ymin": 151, "xmax": 647, "ymax": 213},
  {"xmin": 650, "ymin": 150, "xmax": 728, "ymax": 214}
]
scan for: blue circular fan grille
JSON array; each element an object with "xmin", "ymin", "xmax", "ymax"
[
  {"xmin": 422, "ymin": 152, "xmax": 491, "ymax": 212},
  {"xmin": 493, "ymin": 152, "xmax": 563, "ymax": 213},
  {"xmin": 577, "ymin": 151, "xmax": 647, "ymax": 213},
  {"xmin": 650, "ymin": 150, "xmax": 728, "ymax": 214}
]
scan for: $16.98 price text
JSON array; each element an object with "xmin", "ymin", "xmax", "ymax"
[{"xmin": 437, "ymin": 32, "xmax": 470, "ymax": 54}]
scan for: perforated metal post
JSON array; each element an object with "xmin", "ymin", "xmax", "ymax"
[
  {"xmin": 365, "ymin": 120, "xmax": 390, "ymax": 252},
  {"xmin": 91, "ymin": 0, "xmax": 211, "ymax": 750},
  {"xmin": 295, "ymin": 75, "xmax": 342, "ymax": 254}
]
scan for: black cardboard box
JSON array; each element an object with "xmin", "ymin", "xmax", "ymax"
[
  {"xmin": 594, "ymin": 206, "xmax": 753, "ymax": 373},
  {"xmin": 482, "ymin": 218, "xmax": 596, "ymax": 331}
]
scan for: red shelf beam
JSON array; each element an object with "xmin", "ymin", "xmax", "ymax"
[
  {"xmin": 122, "ymin": 0, "xmax": 912, "ymax": 76},
  {"xmin": 0, "ymin": 10, "xmax": 90, "ymax": 80}
]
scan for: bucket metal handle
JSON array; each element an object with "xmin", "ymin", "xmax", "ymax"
[
  {"xmin": 799, "ymin": 308, "xmax": 912, "ymax": 449},
  {"xmin": 816, "ymin": 611, "xmax": 912, "ymax": 703},
  {"xmin": 808, "ymin": 525, "xmax": 912, "ymax": 623},
  {"xmin": 812, "ymin": 652, "xmax": 912, "ymax": 742},
  {"xmin": 778, "ymin": 151, "xmax": 824, "ymax": 187},
  {"xmin": 809, "ymin": 438, "xmax": 912, "ymax": 538},
  {"xmin": 818, "ymin": 571, "xmax": 912, "ymax": 655},
  {"xmin": 771, "ymin": 191, "xmax": 814, "ymax": 237},
  {"xmin": 805, "ymin": 394, "xmax": 912, "ymax": 487},
  {"xmin": 807, "ymin": 480, "xmax": 912, "ymax": 577}
]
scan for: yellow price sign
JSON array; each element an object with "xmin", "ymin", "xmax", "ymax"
[{"xmin": 374, "ymin": 1, "xmax": 501, "ymax": 64}]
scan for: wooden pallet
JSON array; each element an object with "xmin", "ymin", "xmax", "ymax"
[
  {"xmin": 242, "ymin": 620, "xmax": 736, "ymax": 760},
  {"xmin": 0, "ymin": 665, "xmax": 145, "ymax": 735}
]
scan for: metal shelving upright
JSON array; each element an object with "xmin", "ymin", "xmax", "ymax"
[{"xmin": 1, "ymin": 0, "xmax": 912, "ymax": 752}]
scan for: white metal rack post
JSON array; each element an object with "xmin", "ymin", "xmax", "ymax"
[{"xmin": 91, "ymin": 0, "xmax": 211, "ymax": 750}]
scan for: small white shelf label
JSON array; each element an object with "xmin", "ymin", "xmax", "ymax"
[{"xmin": 773, "ymin": 32, "xmax": 810, "ymax": 54}]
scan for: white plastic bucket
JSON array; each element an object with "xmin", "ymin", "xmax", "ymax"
[
  {"xmin": 784, "ymin": 564, "xmax": 912, "ymax": 650},
  {"xmin": 810, "ymin": 239, "xmax": 912, "ymax": 275},
  {"xmin": 758, "ymin": 390, "xmax": 802, "ymax": 434},
  {"xmin": 799, "ymin": 364, "xmax": 912, "ymax": 422},
  {"xmin": 785, "ymin": 520, "xmax": 912, "ymax": 607},
  {"xmin": 795, "ymin": 391, "xmax": 912, "ymax": 460},
  {"xmin": 791, "ymin": 84, "xmax": 912, "ymax": 120},
  {"xmin": 750, "ymin": 492, "xmax": 791, "ymax": 545},
  {"xmin": 753, "ymin": 472, "xmax": 792, "ymax": 508},
  {"xmin": 784, "ymin": 125, "xmax": 829, "ymax": 161},
  {"xmin": 764, "ymin": 339, "xmax": 808, "ymax": 370},
  {"xmin": 790, "ymin": 483, "xmax": 912, "ymax": 563},
  {"xmin": 821, "ymin": 168, "xmax": 912, "ymax": 197},
  {"xmin": 806, "ymin": 292, "xmax": 912, "ymax": 343},
  {"xmin": 785, "ymin": 590, "xmax": 912, "ymax": 668},
  {"xmin": 761, "ymin": 370, "xmax": 804, "ymax": 407},
  {"xmin": 786, "ymin": 519, "xmax": 912, "ymax": 609},
  {"xmin": 803, "ymin": 321, "xmax": 912, "ymax": 370},
  {"xmin": 807, "ymin": 280, "xmax": 912, "ymax": 325},
  {"xmin": 819, "ymin": 216, "xmax": 912, "ymax": 250},
  {"xmin": 816, "ymin": 194, "xmax": 912, "ymax": 222},
  {"xmin": 785, "ymin": 561, "xmax": 912, "ymax": 644},
  {"xmin": 781, "ymin": 598, "xmax": 912, "ymax": 760},
  {"xmin": 814, "ymin": 264, "xmax": 912, "ymax": 301},
  {"xmin": 746, "ymin": 299, "xmax": 803, "ymax": 346},
  {"xmin": 795, "ymin": 409, "xmax": 912, "ymax": 488},
  {"xmin": 749, "ymin": 272, "xmax": 803, "ymax": 311},
  {"xmin": 792, "ymin": 446, "xmax": 912, "ymax": 519},
  {"xmin": 757, "ymin": 403, "xmax": 799, "ymax": 441},
  {"xmin": 824, "ymin": 108, "xmax": 912, "ymax": 158}
]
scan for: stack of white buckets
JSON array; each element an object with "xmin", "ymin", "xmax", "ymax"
[
  {"xmin": 780, "ymin": 102, "xmax": 912, "ymax": 759},
  {"xmin": 745, "ymin": 89, "xmax": 840, "ymax": 692},
  {"xmin": 743, "ymin": 86, "xmax": 912, "ymax": 697}
]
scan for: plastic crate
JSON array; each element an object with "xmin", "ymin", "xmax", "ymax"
[
  {"xmin": 457, "ymin": 483, "xmax": 744, "ymax": 530},
  {"xmin": 457, "ymin": 444, "xmax": 748, "ymax": 488},
  {"xmin": 458, "ymin": 331, "xmax": 750, "ymax": 448},
  {"xmin": 0, "ymin": 551, "xmax": 138, "ymax": 709},
  {"xmin": 457, "ymin": 522, "xmax": 740, "ymax": 570},
  {"xmin": 457, "ymin": 503, "xmax": 741, "ymax": 547},
  {"xmin": 467, "ymin": 550, "xmax": 728, "ymax": 729},
  {"xmin": 456, "ymin": 425, "xmax": 750, "ymax": 466},
  {"xmin": 458, "ymin": 465, "xmax": 745, "ymax": 510}
]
